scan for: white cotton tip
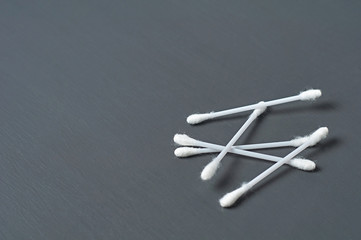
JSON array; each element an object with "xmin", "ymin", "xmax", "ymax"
[
  {"xmin": 173, "ymin": 134, "xmax": 197, "ymax": 146},
  {"xmin": 187, "ymin": 113, "xmax": 213, "ymax": 124},
  {"xmin": 308, "ymin": 127, "xmax": 329, "ymax": 146},
  {"xmin": 288, "ymin": 158, "xmax": 316, "ymax": 171},
  {"xmin": 201, "ymin": 160, "xmax": 219, "ymax": 181},
  {"xmin": 219, "ymin": 183, "xmax": 249, "ymax": 208},
  {"xmin": 253, "ymin": 101, "xmax": 267, "ymax": 117},
  {"xmin": 174, "ymin": 147, "xmax": 201, "ymax": 157},
  {"xmin": 290, "ymin": 136, "xmax": 310, "ymax": 147},
  {"xmin": 174, "ymin": 147, "xmax": 192, "ymax": 157},
  {"xmin": 299, "ymin": 89, "xmax": 322, "ymax": 101}
]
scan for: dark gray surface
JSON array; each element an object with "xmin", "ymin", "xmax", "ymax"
[{"xmin": 0, "ymin": 0, "xmax": 360, "ymax": 239}]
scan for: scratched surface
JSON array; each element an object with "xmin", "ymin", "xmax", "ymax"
[{"xmin": 0, "ymin": 1, "xmax": 360, "ymax": 239}]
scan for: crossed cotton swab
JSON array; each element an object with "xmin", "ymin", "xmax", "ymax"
[
  {"xmin": 173, "ymin": 134, "xmax": 316, "ymax": 171},
  {"xmin": 219, "ymin": 127, "xmax": 328, "ymax": 208},
  {"xmin": 187, "ymin": 89, "xmax": 321, "ymax": 125},
  {"xmin": 201, "ymin": 103, "xmax": 267, "ymax": 181}
]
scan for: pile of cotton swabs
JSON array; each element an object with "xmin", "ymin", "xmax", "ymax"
[{"xmin": 173, "ymin": 89, "xmax": 329, "ymax": 208}]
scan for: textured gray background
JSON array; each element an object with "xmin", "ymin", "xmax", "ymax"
[{"xmin": 0, "ymin": 1, "xmax": 360, "ymax": 239}]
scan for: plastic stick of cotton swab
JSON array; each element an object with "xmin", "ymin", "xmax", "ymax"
[
  {"xmin": 219, "ymin": 127, "xmax": 329, "ymax": 208},
  {"xmin": 187, "ymin": 89, "xmax": 321, "ymax": 124},
  {"xmin": 201, "ymin": 103, "xmax": 267, "ymax": 181},
  {"xmin": 173, "ymin": 135, "xmax": 316, "ymax": 171}
]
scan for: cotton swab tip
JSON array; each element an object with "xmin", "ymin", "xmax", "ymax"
[
  {"xmin": 308, "ymin": 127, "xmax": 329, "ymax": 146},
  {"xmin": 187, "ymin": 113, "xmax": 213, "ymax": 124},
  {"xmin": 288, "ymin": 158, "xmax": 316, "ymax": 171},
  {"xmin": 219, "ymin": 184, "xmax": 249, "ymax": 208},
  {"xmin": 173, "ymin": 134, "xmax": 197, "ymax": 146},
  {"xmin": 299, "ymin": 89, "xmax": 322, "ymax": 101},
  {"xmin": 174, "ymin": 147, "xmax": 199, "ymax": 157},
  {"xmin": 201, "ymin": 160, "xmax": 219, "ymax": 181}
]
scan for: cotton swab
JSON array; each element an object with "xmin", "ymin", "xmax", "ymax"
[
  {"xmin": 173, "ymin": 134, "xmax": 316, "ymax": 171},
  {"xmin": 219, "ymin": 127, "xmax": 328, "ymax": 208},
  {"xmin": 174, "ymin": 135, "xmax": 310, "ymax": 153},
  {"xmin": 187, "ymin": 89, "xmax": 322, "ymax": 124},
  {"xmin": 174, "ymin": 147, "xmax": 315, "ymax": 171},
  {"xmin": 201, "ymin": 104, "xmax": 267, "ymax": 180}
]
